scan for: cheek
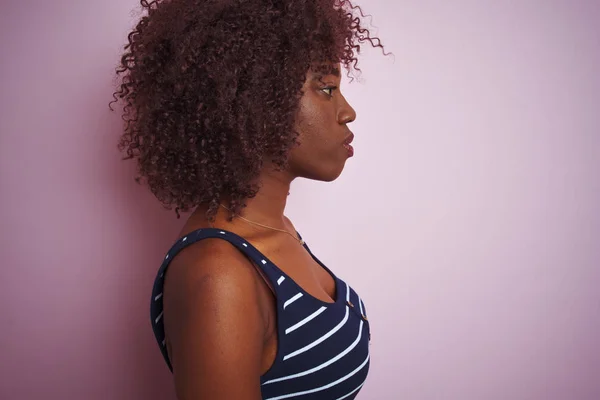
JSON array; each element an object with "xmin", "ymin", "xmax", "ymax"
[
  {"xmin": 292, "ymin": 92, "xmax": 341, "ymax": 166},
  {"xmin": 294, "ymin": 128, "xmax": 331, "ymax": 161},
  {"xmin": 296, "ymin": 109, "xmax": 333, "ymax": 149},
  {"xmin": 296, "ymin": 90, "xmax": 334, "ymax": 131}
]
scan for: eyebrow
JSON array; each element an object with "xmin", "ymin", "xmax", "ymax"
[
  {"xmin": 310, "ymin": 64, "xmax": 341, "ymax": 80},
  {"xmin": 311, "ymin": 68, "xmax": 341, "ymax": 81}
]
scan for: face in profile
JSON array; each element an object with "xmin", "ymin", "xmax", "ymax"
[{"xmin": 287, "ymin": 63, "xmax": 357, "ymax": 182}]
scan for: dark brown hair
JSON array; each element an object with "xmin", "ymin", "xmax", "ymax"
[{"xmin": 109, "ymin": 0, "xmax": 386, "ymax": 220}]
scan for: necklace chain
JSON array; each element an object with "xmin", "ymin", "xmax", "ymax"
[{"xmin": 219, "ymin": 204, "xmax": 305, "ymax": 245}]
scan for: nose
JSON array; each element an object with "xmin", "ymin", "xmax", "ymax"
[{"xmin": 337, "ymin": 94, "xmax": 356, "ymax": 125}]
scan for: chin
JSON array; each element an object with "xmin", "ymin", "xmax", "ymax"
[{"xmin": 303, "ymin": 162, "xmax": 346, "ymax": 182}]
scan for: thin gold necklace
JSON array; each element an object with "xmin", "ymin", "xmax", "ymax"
[{"xmin": 219, "ymin": 204, "xmax": 304, "ymax": 245}]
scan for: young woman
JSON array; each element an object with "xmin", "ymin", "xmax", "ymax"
[{"xmin": 111, "ymin": 0, "xmax": 385, "ymax": 398}]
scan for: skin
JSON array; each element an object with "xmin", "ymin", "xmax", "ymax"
[{"xmin": 162, "ymin": 64, "xmax": 357, "ymax": 400}]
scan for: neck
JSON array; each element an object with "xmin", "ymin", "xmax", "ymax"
[{"xmin": 220, "ymin": 163, "xmax": 295, "ymax": 229}]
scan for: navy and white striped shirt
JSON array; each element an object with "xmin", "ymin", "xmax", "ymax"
[{"xmin": 150, "ymin": 228, "xmax": 371, "ymax": 399}]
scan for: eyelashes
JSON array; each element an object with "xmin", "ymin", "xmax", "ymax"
[{"xmin": 320, "ymin": 86, "xmax": 338, "ymax": 97}]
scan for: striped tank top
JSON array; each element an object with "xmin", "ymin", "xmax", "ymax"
[{"xmin": 150, "ymin": 228, "xmax": 371, "ymax": 399}]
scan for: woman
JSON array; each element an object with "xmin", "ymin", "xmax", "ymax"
[{"xmin": 111, "ymin": 0, "xmax": 386, "ymax": 398}]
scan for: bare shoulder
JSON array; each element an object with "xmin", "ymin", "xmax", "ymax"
[
  {"xmin": 162, "ymin": 237, "xmax": 266, "ymax": 399},
  {"xmin": 162, "ymin": 237, "xmax": 267, "ymax": 334},
  {"xmin": 164, "ymin": 237, "xmax": 259, "ymax": 297}
]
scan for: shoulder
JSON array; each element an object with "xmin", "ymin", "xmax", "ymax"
[
  {"xmin": 160, "ymin": 237, "xmax": 267, "ymax": 399},
  {"xmin": 163, "ymin": 236, "xmax": 263, "ymax": 310}
]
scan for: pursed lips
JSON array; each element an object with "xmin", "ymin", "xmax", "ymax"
[{"xmin": 343, "ymin": 132, "xmax": 354, "ymax": 145}]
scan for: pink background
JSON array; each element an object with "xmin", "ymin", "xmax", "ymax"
[{"xmin": 1, "ymin": 1, "xmax": 599, "ymax": 399}]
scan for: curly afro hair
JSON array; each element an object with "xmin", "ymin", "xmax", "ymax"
[{"xmin": 110, "ymin": 0, "xmax": 385, "ymax": 221}]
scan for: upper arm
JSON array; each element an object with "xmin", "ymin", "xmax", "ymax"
[{"xmin": 163, "ymin": 239, "xmax": 265, "ymax": 400}]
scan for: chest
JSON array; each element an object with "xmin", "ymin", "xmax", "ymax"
[
  {"xmin": 258, "ymin": 241, "xmax": 338, "ymax": 304},
  {"xmin": 259, "ymin": 275, "xmax": 371, "ymax": 400}
]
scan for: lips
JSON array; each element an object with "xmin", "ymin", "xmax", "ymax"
[
  {"xmin": 342, "ymin": 132, "xmax": 354, "ymax": 157},
  {"xmin": 343, "ymin": 132, "xmax": 354, "ymax": 145}
]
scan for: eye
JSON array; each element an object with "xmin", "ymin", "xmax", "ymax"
[{"xmin": 320, "ymin": 86, "xmax": 337, "ymax": 97}]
